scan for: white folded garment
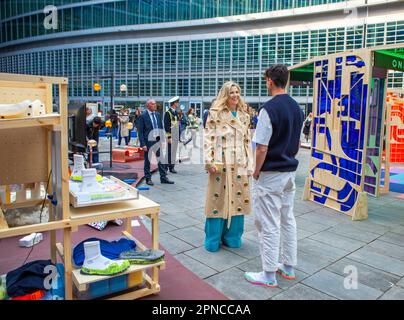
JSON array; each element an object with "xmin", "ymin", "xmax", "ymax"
[{"xmin": 19, "ymin": 233, "xmax": 43, "ymax": 247}]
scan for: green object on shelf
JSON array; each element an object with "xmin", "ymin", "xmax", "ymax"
[
  {"xmin": 81, "ymin": 260, "xmax": 130, "ymax": 276},
  {"xmin": 0, "ymin": 285, "xmax": 6, "ymax": 300}
]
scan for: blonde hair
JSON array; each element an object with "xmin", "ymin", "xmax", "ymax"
[{"xmin": 212, "ymin": 81, "xmax": 248, "ymax": 114}]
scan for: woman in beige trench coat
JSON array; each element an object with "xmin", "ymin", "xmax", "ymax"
[{"xmin": 203, "ymin": 81, "xmax": 254, "ymax": 252}]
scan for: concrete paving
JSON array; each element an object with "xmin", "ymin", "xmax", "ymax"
[{"xmin": 101, "ymin": 137, "xmax": 404, "ymax": 300}]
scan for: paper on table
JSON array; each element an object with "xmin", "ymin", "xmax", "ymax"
[{"xmin": 131, "ymin": 219, "xmax": 140, "ymax": 227}]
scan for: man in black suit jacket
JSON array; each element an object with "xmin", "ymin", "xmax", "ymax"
[
  {"xmin": 137, "ymin": 99, "xmax": 174, "ymax": 185},
  {"xmin": 164, "ymin": 96, "xmax": 180, "ymax": 173}
]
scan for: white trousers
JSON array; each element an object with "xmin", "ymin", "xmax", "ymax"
[{"xmin": 252, "ymin": 171, "xmax": 297, "ymax": 272}]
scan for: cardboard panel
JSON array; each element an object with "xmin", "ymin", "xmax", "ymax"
[{"xmin": 0, "ymin": 126, "xmax": 49, "ymax": 185}]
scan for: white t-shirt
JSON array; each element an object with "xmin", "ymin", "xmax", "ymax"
[{"xmin": 252, "ymin": 108, "xmax": 273, "ymax": 146}]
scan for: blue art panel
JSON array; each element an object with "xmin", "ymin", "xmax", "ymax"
[{"xmin": 308, "ymin": 54, "xmax": 369, "ymax": 214}]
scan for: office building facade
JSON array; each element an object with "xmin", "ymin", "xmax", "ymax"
[{"xmin": 0, "ymin": 0, "xmax": 403, "ymax": 113}]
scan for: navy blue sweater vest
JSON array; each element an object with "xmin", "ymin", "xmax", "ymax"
[{"xmin": 260, "ymin": 94, "xmax": 304, "ymax": 172}]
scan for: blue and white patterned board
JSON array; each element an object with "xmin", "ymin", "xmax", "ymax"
[{"xmin": 304, "ymin": 52, "xmax": 371, "ymax": 218}]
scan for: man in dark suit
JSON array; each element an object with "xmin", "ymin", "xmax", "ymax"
[
  {"xmin": 164, "ymin": 96, "xmax": 180, "ymax": 174},
  {"xmin": 137, "ymin": 99, "xmax": 174, "ymax": 185}
]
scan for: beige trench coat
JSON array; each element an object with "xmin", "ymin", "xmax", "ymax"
[
  {"xmin": 118, "ymin": 115, "xmax": 130, "ymax": 137},
  {"xmin": 204, "ymin": 106, "xmax": 254, "ymax": 226}
]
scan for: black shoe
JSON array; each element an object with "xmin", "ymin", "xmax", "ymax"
[
  {"xmin": 169, "ymin": 169, "xmax": 178, "ymax": 174},
  {"xmin": 160, "ymin": 178, "xmax": 174, "ymax": 184},
  {"xmin": 145, "ymin": 179, "xmax": 154, "ymax": 186}
]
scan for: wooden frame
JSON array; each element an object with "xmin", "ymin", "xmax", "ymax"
[
  {"xmin": 57, "ymin": 196, "xmax": 163, "ymax": 300},
  {"xmin": 291, "ymin": 44, "xmax": 404, "ymax": 220},
  {"xmin": 0, "ymin": 73, "xmax": 164, "ymax": 301},
  {"xmin": 0, "ymin": 73, "xmax": 72, "ymax": 299}
]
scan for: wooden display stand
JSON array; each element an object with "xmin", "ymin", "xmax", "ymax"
[
  {"xmin": 0, "ymin": 72, "xmax": 71, "ymax": 295},
  {"xmin": 0, "ymin": 73, "xmax": 164, "ymax": 300},
  {"xmin": 60, "ymin": 196, "xmax": 164, "ymax": 300}
]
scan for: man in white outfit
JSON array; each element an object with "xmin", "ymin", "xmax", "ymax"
[{"xmin": 244, "ymin": 65, "xmax": 304, "ymax": 288}]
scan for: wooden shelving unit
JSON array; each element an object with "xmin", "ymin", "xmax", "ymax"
[
  {"xmin": 61, "ymin": 196, "xmax": 164, "ymax": 300},
  {"xmin": 0, "ymin": 72, "xmax": 71, "ymax": 297},
  {"xmin": 0, "ymin": 73, "xmax": 164, "ymax": 300}
]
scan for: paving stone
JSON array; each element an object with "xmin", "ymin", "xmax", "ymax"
[
  {"xmin": 194, "ymin": 223, "xmax": 205, "ymax": 231},
  {"xmin": 223, "ymin": 239, "xmax": 260, "ymax": 259},
  {"xmin": 237, "ymin": 257, "xmax": 262, "ymax": 272},
  {"xmin": 309, "ymin": 231, "xmax": 365, "ymax": 251},
  {"xmin": 397, "ymin": 278, "xmax": 404, "ymax": 288},
  {"xmin": 326, "ymin": 258, "xmax": 401, "ymax": 292},
  {"xmin": 205, "ymin": 268, "xmax": 282, "ymax": 300},
  {"xmin": 298, "ymin": 212, "xmax": 342, "ymax": 227},
  {"xmin": 327, "ymin": 224, "xmax": 381, "ymax": 243},
  {"xmin": 160, "ymin": 201, "xmax": 190, "ymax": 213},
  {"xmin": 296, "ymin": 217, "xmax": 331, "ymax": 233},
  {"xmin": 391, "ymin": 225, "xmax": 404, "ymax": 235},
  {"xmin": 349, "ymin": 219, "xmax": 392, "ymax": 235},
  {"xmin": 295, "ymin": 251, "xmax": 335, "ymax": 275},
  {"xmin": 293, "ymin": 201, "xmax": 321, "ymax": 214},
  {"xmin": 160, "ymin": 213, "xmax": 200, "ymax": 228},
  {"xmin": 378, "ymin": 232, "xmax": 404, "ymax": 247},
  {"xmin": 185, "ymin": 247, "xmax": 247, "ymax": 272},
  {"xmin": 159, "ymin": 233, "xmax": 194, "ymax": 255},
  {"xmin": 348, "ymin": 247, "xmax": 404, "ymax": 277},
  {"xmin": 174, "ymin": 253, "xmax": 217, "ymax": 279},
  {"xmin": 297, "ymin": 228, "xmax": 314, "ymax": 240},
  {"xmin": 243, "ymin": 230, "xmax": 259, "ymax": 243},
  {"xmin": 298, "ymin": 238, "xmax": 350, "ymax": 261},
  {"xmin": 186, "ymin": 211, "xmax": 206, "ymax": 222},
  {"xmin": 367, "ymin": 240, "xmax": 404, "ymax": 261},
  {"xmin": 169, "ymin": 226, "xmax": 205, "ymax": 247},
  {"xmin": 302, "ymin": 270, "xmax": 383, "ymax": 300},
  {"xmin": 271, "ymin": 284, "xmax": 337, "ymax": 300},
  {"xmin": 142, "ymin": 218, "xmax": 178, "ymax": 234},
  {"xmin": 379, "ymin": 286, "xmax": 404, "ymax": 300}
]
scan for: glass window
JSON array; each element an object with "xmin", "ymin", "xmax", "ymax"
[
  {"xmin": 128, "ymin": 0, "xmax": 139, "ymax": 25},
  {"xmin": 178, "ymin": 0, "xmax": 190, "ymax": 21}
]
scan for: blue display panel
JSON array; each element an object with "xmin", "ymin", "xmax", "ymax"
[{"xmin": 307, "ymin": 54, "xmax": 370, "ymax": 214}]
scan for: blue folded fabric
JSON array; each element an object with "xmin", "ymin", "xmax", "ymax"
[{"xmin": 73, "ymin": 237, "xmax": 136, "ymax": 267}]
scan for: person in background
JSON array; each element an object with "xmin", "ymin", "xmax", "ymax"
[
  {"xmin": 137, "ymin": 99, "xmax": 174, "ymax": 186},
  {"xmin": 252, "ymin": 110, "xmax": 259, "ymax": 129},
  {"xmin": 303, "ymin": 112, "xmax": 313, "ymax": 143},
  {"xmin": 177, "ymin": 107, "xmax": 188, "ymax": 141},
  {"xmin": 244, "ymin": 64, "xmax": 304, "ymax": 288},
  {"xmin": 203, "ymin": 101, "xmax": 213, "ymax": 129},
  {"xmin": 203, "ymin": 81, "xmax": 253, "ymax": 252},
  {"xmin": 132, "ymin": 107, "xmax": 142, "ymax": 146},
  {"xmin": 187, "ymin": 107, "xmax": 199, "ymax": 148},
  {"xmin": 86, "ymin": 107, "xmax": 95, "ymax": 126},
  {"xmin": 117, "ymin": 108, "xmax": 130, "ymax": 146},
  {"xmin": 86, "ymin": 116, "xmax": 103, "ymax": 163},
  {"xmin": 110, "ymin": 109, "xmax": 119, "ymax": 139},
  {"xmin": 164, "ymin": 96, "xmax": 180, "ymax": 174}
]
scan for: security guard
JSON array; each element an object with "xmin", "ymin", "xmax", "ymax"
[{"xmin": 164, "ymin": 96, "xmax": 180, "ymax": 173}]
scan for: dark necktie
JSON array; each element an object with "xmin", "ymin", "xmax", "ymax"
[{"xmin": 151, "ymin": 112, "xmax": 158, "ymax": 129}]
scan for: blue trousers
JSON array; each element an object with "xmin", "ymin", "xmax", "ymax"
[{"xmin": 204, "ymin": 215, "xmax": 244, "ymax": 252}]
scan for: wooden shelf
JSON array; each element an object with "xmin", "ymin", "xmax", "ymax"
[
  {"xmin": 72, "ymin": 261, "xmax": 165, "ymax": 292},
  {"xmin": 0, "ymin": 219, "xmax": 70, "ymax": 239},
  {"xmin": 1, "ymin": 199, "xmax": 49, "ymax": 210},
  {"xmin": 0, "ymin": 209, "xmax": 9, "ymax": 230},
  {"xmin": 0, "ymin": 114, "xmax": 60, "ymax": 130},
  {"xmin": 69, "ymin": 196, "xmax": 159, "ymax": 226}
]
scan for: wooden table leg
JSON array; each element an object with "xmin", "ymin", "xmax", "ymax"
[
  {"xmin": 63, "ymin": 228, "xmax": 73, "ymax": 300},
  {"xmin": 151, "ymin": 212, "xmax": 159, "ymax": 288},
  {"xmin": 125, "ymin": 216, "xmax": 132, "ymax": 235}
]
